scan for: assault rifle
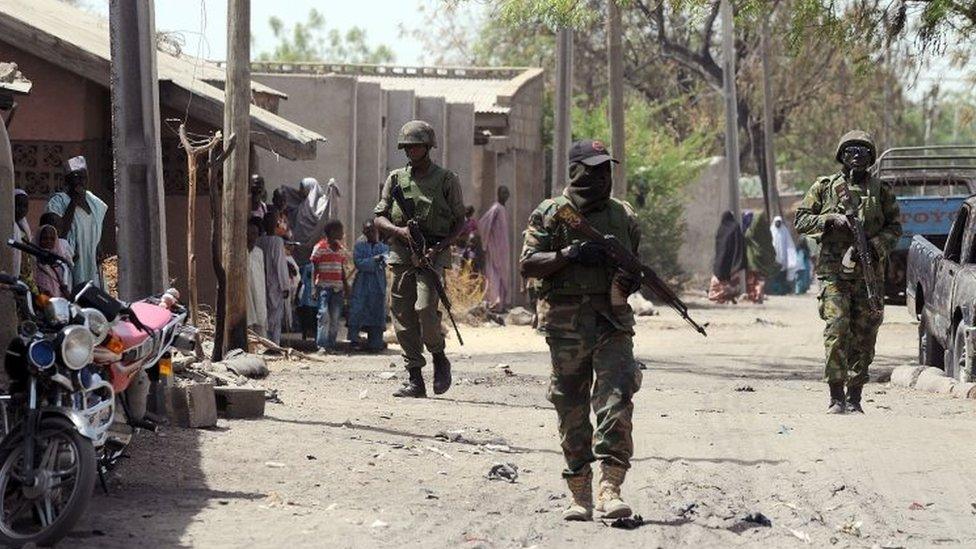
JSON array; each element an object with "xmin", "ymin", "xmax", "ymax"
[
  {"xmin": 553, "ymin": 204, "xmax": 708, "ymax": 337},
  {"xmin": 390, "ymin": 181, "xmax": 464, "ymax": 345},
  {"xmin": 835, "ymin": 179, "xmax": 884, "ymax": 315}
]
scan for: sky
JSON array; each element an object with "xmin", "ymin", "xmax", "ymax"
[{"xmin": 83, "ymin": 0, "xmax": 440, "ymax": 64}]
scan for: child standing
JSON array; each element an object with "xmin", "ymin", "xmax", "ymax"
[{"xmin": 310, "ymin": 220, "xmax": 348, "ymax": 352}]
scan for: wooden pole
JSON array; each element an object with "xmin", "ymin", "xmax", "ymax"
[
  {"xmin": 552, "ymin": 28, "xmax": 573, "ymax": 195},
  {"xmin": 720, "ymin": 0, "xmax": 741, "ymax": 223},
  {"xmin": 222, "ymin": 0, "xmax": 251, "ymax": 353},
  {"xmin": 760, "ymin": 13, "xmax": 782, "ymax": 220},
  {"xmin": 607, "ymin": 0, "xmax": 627, "ymax": 198}
]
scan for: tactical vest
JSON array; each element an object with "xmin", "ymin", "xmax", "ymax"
[
  {"xmin": 540, "ymin": 196, "xmax": 634, "ymax": 296},
  {"xmin": 816, "ymin": 173, "xmax": 888, "ymax": 277},
  {"xmin": 389, "ymin": 164, "xmax": 455, "ymax": 239}
]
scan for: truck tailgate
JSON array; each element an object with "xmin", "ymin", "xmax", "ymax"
[
  {"xmin": 897, "ymin": 196, "xmax": 965, "ymax": 249},
  {"xmin": 906, "ymin": 235, "xmax": 943, "ymax": 317}
]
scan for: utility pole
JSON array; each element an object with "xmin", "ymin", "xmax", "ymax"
[
  {"xmin": 552, "ymin": 28, "xmax": 573, "ymax": 195},
  {"xmin": 109, "ymin": 0, "xmax": 168, "ymax": 299},
  {"xmin": 760, "ymin": 12, "xmax": 782, "ymax": 220},
  {"xmin": 720, "ymin": 0, "xmax": 740, "ymax": 223},
  {"xmin": 221, "ymin": 0, "xmax": 251, "ymax": 353},
  {"xmin": 607, "ymin": 0, "xmax": 626, "ymax": 198}
]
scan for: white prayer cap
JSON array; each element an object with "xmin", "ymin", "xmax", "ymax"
[{"xmin": 65, "ymin": 155, "xmax": 87, "ymax": 174}]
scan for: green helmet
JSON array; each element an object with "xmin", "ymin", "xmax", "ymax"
[
  {"xmin": 397, "ymin": 120, "xmax": 437, "ymax": 149},
  {"xmin": 835, "ymin": 130, "xmax": 877, "ymax": 164}
]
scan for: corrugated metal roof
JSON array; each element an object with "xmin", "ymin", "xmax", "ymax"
[{"xmin": 0, "ymin": 0, "xmax": 324, "ymax": 160}]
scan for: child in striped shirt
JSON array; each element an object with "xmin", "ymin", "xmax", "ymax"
[{"xmin": 311, "ymin": 220, "xmax": 349, "ymax": 352}]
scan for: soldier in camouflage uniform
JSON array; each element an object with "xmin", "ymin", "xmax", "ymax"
[
  {"xmin": 795, "ymin": 130, "xmax": 902, "ymax": 414},
  {"xmin": 374, "ymin": 121, "xmax": 466, "ymax": 398},
  {"xmin": 520, "ymin": 140, "xmax": 642, "ymax": 521}
]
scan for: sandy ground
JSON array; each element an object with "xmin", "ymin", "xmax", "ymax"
[{"xmin": 69, "ymin": 291, "xmax": 976, "ymax": 548}]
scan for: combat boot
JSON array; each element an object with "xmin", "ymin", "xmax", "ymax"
[
  {"xmin": 432, "ymin": 352, "xmax": 452, "ymax": 395},
  {"xmin": 562, "ymin": 468, "xmax": 593, "ymax": 521},
  {"xmin": 393, "ymin": 368, "xmax": 427, "ymax": 398},
  {"xmin": 595, "ymin": 463, "xmax": 632, "ymax": 519},
  {"xmin": 826, "ymin": 382, "xmax": 846, "ymax": 414},
  {"xmin": 846, "ymin": 385, "xmax": 864, "ymax": 414}
]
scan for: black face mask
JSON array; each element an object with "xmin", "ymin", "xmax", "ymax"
[
  {"xmin": 566, "ymin": 162, "xmax": 612, "ymax": 210},
  {"xmin": 842, "ymin": 145, "xmax": 872, "ymax": 180}
]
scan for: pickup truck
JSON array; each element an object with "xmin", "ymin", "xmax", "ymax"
[
  {"xmin": 908, "ymin": 195, "xmax": 976, "ymax": 381},
  {"xmin": 878, "ymin": 146, "xmax": 976, "ymax": 303}
]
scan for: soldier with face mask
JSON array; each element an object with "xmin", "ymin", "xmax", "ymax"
[
  {"xmin": 520, "ymin": 140, "xmax": 642, "ymax": 521},
  {"xmin": 795, "ymin": 130, "xmax": 902, "ymax": 414},
  {"xmin": 374, "ymin": 120, "xmax": 466, "ymax": 398}
]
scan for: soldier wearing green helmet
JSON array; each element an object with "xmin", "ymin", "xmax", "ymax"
[
  {"xmin": 796, "ymin": 130, "xmax": 902, "ymax": 414},
  {"xmin": 374, "ymin": 120, "xmax": 467, "ymax": 398}
]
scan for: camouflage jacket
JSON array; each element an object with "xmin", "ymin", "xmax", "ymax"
[
  {"xmin": 795, "ymin": 173, "xmax": 902, "ymax": 279},
  {"xmin": 521, "ymin": 194, "xmax": 641, "ymax": 338}
]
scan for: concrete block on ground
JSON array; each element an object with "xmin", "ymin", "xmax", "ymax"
[
  {"xmin": 167, "ymin": 382, "xmax": 217, "ymax": 428},
  {"xmin": 889, "ymin": 365, "xmax": 926, "ymax": 388},
  {"xmin": 214, "ymin": 387, "xmax": 266, "ymax": 419},
  {"xmin": 950, "ymin": 381, "xmax": 976, "ymax": 399},
  {"xmin": 221, "ymin": 355, "xmax": 269, "ymax": 379},
  {"xmin": 914, "ymin": 367, "xmax": 955, "ymax": 394}
]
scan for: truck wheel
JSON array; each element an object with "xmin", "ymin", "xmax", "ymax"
[
  {"xmin": 948, "ymin": 323, "xmax": 972, "ymax": 382},
  {"xmin": 919, "ymin": 316, "xmax": 944, "ymax": 368}
]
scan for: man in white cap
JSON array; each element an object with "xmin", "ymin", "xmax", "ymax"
[{"xmin": 46, "ymin": 155, "xmax": 107, "ymax": 287}]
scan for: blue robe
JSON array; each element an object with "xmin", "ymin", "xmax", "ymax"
[{"xmin": 348, "ymin": 238, "xmax": 389, "ymax": 329}]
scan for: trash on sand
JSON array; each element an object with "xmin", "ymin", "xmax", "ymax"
[
  {"xmin": 777, "ymin": 425, "xmax": 793, "ymax": 435},
  {"xmin": 743, "ymin": 512, "xmax": 772, "ymax": 527},
  {"xmin": 675, "ymin": 502, "xmax": 698, "ymax": 517},
  {"xmin": 306, "ymin": 454, "xmax": 317, "ymax": 460},
  {"xmin": 908, "ymin": 501, "xmax": 932, "ymax": 511},
  {"xmin": 487, "ymin": 462, "xmax": 519, "ymax": 483},
  {"xmin": 426, "ymin": 446, "xmax": 454, "ymax": 460},
  {"xmin": 484, "ymin": 443, "xmax": 513, "ymax": 453},
  {"xmin": 359, "ymin": 389, "xmax": 369, "ymax": 400},
  {"xmin": 265, "ymin": 461, "xmax": 286, "ymax": 468},
  {"xmin": 605, "ymin": 515, "xmax": 645, "ymax": 529},
  {"xmin": 377, "ymin": 371, "xmax": 397, "ymax": 380},
  {"xmin": 837, "ymin": 519, "xmax": 862, "ymax": 537},
  {"xmin": 788, "ymin": 528, "xmax": 811, "ymax": 543},
  {"xmin": 370, "ymin": 519, "xmax": 389, "ymax": 528},
  {"xmin": 735, "ymin": 385, "xmax": 755, "ymax": 392}
]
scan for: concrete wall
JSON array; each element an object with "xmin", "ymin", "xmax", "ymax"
[
  {"xmin": 415, "ymin": 96, "xmax": 446, "ymax": 165},
  {"xmin": 445, "ymin": 102, "xmax": 475, "ymax": 206},
  {"xmin": 253, "ymin": 73, "xmax": 358, "ymax": 245},
  {"xmin": 679, "ymin": 157, "xmax": 729, "ymax": 286},
  {"xmin": 385, "ymin": 89, "xmax": 415, "ymax": 176},
  {"xmin": 355, "ymin": 82, "xmax": 384, "ymax": 233}
]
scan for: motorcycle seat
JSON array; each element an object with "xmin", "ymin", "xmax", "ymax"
[{"xmin": 111, "ymin": 302, "xmax": 173, "ymax": 349}]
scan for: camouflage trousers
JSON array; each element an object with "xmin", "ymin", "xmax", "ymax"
[
  {"xmin": 390, "ymin": 264, "xmax": 445, "ymax": 370},
  {"xmin": 817, "ymin": 277, "xmax": 884, "ymax": 387},
  {"xmin": 546, "ymin": 313, "xmax": 642, "ymax": 478}
]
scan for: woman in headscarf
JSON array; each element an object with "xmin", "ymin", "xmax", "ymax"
[
  {"xmin": 708, "ymin": 211, "xmax": 745, "ymax": 304},
  {"xmin": 767, "ymin": 215, "xmax": 799, "ymax": 295},
  {"xmin": 743, "ymin": 211, "xmax": 779, "ymax": 303},
  {"xmin": 33, "ymin": 224, "xmax": 70, "ymax": 297}
]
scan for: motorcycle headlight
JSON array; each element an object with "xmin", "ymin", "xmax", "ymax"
[
  {"xmin": 28, "ymin": 340, "xmax": 56, "ymax": 370},
  {"xmin": 81, "ymin": 308, "xmax": 110, "ymax": 345},
  {"xmin": 59, "ymin": 325, "xmax": 94, "ymax": 370},
  {"xmin": 45, "ymin": 297, "xmax": 72, "ymax": 325}
]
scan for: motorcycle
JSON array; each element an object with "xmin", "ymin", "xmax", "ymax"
[{"xmin": 0, "ymin": 271, "xmax": 114, "ymax": 547}]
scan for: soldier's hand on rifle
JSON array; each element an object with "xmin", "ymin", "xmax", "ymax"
[
  {"xmin": 562, "ymin": 241, "xmax": 606, "ymax": 267},
  {"xmin": 613, "ymin": 270, "xmax": 642, "ymax": 296},
  {"xmin": 393, "ymin": 226, "xmax": 413, "ymax": 245},
  {"xmin": 823, "ymin": 213, "xmax": 850, "ymax": 233}
]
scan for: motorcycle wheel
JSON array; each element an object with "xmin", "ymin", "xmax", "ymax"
[{"xmin": 0, "ymin": 417, "xmax": 97, "ymax": 548}]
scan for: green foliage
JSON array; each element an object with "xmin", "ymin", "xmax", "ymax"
[
  {"xmin": 574, "ymin": 99, "xmax": 710, "ymax": 279},
  {"xmin": 256, "ymin": 9, "xmax": 395, "ymax": 64}
]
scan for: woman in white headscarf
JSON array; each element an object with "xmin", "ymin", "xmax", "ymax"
[{"xmin": 768, "ymin": 215, "xmax": 799, "ymax": 295}]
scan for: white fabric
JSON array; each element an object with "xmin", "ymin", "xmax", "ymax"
[
  {"xmin": 247, "ymin": 246, "xmax": 268, "ymax": 333},
  {"xmin": 46, "ymin": 191, "xmax": 107, "ymax": 287},
  {"xmin": 770, "ymin": 215, "xmax": 799, "ymax": 281},
  {"xmin": 11, "ymin": 217, "xmax": 30, "ymax": 277}
]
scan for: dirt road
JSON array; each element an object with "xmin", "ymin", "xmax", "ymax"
[{"xmin": 75, "ymin": 293, "xmax": 976, "ymax": 548}]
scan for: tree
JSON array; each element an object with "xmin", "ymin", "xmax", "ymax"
[{"xmin": 256, "ymin": 9, "xmax": 395, "ymax": 64}]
